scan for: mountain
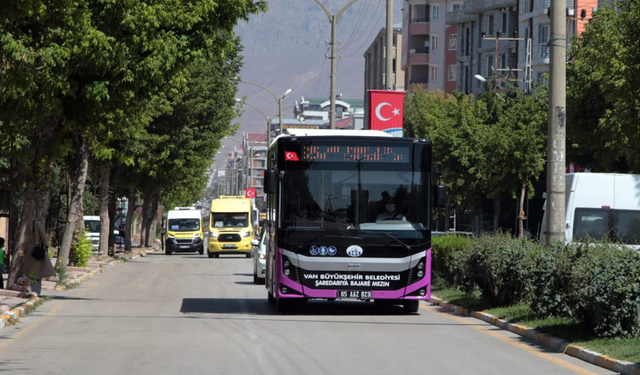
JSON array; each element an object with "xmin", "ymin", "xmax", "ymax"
[{"xmin": 231, "ymin": 0, "xmax": 403, "ymax": 137}]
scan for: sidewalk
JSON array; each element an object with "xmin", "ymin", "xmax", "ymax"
[{"xmin": 0, "ymin": 246, "xmax": 157, "ymax": 329}]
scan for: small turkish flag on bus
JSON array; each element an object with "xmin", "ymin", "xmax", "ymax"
[
  {"xmin": 245, "ymin": 188, "xmax": 256, "ymax": 199},
  {"xmin": 368, "ymin": 90, "xmax": 405, "ymax": 137},
  {"xmin": 285, "ymin": 151, "xmax": 299, "ymax": 161}
]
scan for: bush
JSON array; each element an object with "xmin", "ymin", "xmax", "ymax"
[
  {"xmin": 71, "ymin": 231, "xmax": 93, "ymax": 268},
  {"xmin": 524, "ymin": 242, "xmax": 582, "ymax": 318},
  {"xmin": 571, "ymin": 243, "xmax": 640, "ymax": 337},
  {"xmin": 453, "ymin": 233, "xmax": 537, "ymax": 306},
  {"xmin": 432, "ymin": 234, "xmax": 472, "ymax": 286}
]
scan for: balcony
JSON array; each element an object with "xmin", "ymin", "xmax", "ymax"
[
  {"xmin": 408, "ymin": 47, "xmax": 430, "ymax": 65},
  {"xmin": 409, "ymin": 19, "xmax": 430, "ymax": 35},
  {"xmin": 463, "ymin": 0, "xmax": 516, "ymax": 13},
  {"xmin": 446, "ymin": 9, "xmax": 476, "ymax": 24}
]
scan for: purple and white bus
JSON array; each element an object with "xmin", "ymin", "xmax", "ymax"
[{"xmin": 263, "ymin": 129, "xmax": 445, "ymax": 313}]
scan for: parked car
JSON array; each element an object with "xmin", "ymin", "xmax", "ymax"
[{"xmin": 250, "ymin": 227, "xmax": 266, "ymax": 284}]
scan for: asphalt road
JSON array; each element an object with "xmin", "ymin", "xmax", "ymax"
[{"xmin": 0, "ymin": 252, "xmax": 617, "ymax": 375}]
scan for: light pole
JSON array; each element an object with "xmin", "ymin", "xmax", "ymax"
[
  {"xmin": 238, "ymin": 80, "xmax": 291, "ymax": 145},
  {"xmin": 312, "ymin": 0, "xmax": 362, "ymax": 129}
]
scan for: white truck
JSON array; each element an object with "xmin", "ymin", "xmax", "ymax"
[{"xmin": 540, "ymin": 173, "xmax": 640, "ymax": 245}]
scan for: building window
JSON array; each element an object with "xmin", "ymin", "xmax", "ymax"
[
  {"xmin": 448, "ymin": 65, "xmax": 456, "ymax": 81},
  {"xmin": 450, "ymin": 2, "xmax": 463, "ymax": 11},
  {"xmin": 488, "ymin": 15, "xmax": 495, "ymax": 36},
  {"xmin": 449, "ymin": 34, "xmax": 457, "ymax": 50},
  {"xmin": 539, "ymin": 24, "xmax": 550, "ymax": 44},
  {"xmin": 486, "ymin": 56, "xmax": 493, "ymax": 77},
  {"xmin": 430, "ymin": 4, "xmax": 439, "ymax": 21},
  {"xmin": 430, "ymin": 64, "xmax": 438, "ymax": 82},
  {"xmin": 430, "ymin": 34, "xmax": 439, "ymax": 51},
  {"xmin": 502, "ymin": 12, "xmax": 507, "ymax": 34}
]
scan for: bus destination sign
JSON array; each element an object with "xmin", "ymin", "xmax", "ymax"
[{"xmin": 301, "ymin": 145, "xmax": 409, "ymax": 163}]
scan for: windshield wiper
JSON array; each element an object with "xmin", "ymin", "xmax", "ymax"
[{"xmin": 383, "ymin": 232, "xmax": 413, "ymax": 251}]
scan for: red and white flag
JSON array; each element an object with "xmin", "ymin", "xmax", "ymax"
[
  {"xmin": 368, "ymin": 90, "xmax": 405, "ymax": 137},
  {"xmin": 245, "ymin": 188, "xmax": 256, "ymax": 199},
  {"xmin": 285, "ymin": 151, "xmax": 299, "ymax": 161}
]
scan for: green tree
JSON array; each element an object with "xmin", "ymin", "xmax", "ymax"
[
  {"xmin": 0, "ymin": 0, "xmax": 266, "ymax": 286},
  {"xmin": 404, "ymin": 88, "xmax": 484, "ymax": 230},
  {"xmin": 475, "ymin": 85, "xmax": 548, "ymax": 236},
  {"xmin": 567, "ymin": 3, "xmax": 640, "ymax": 172}
]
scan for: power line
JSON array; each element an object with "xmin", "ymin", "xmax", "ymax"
[
  {"xmin": 341, "ymin": 3, "xmax": 386, "ymax": 58},
  {"xmin": 338, "ymin": 0, "xmax": 371, "ymax": 53}
]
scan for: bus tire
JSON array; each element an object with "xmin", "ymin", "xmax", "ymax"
[
  {"xmin": 198, "ymin": 247, "xmax": 204, "ymax": 255},
  {"xmin": 403, "ymin": 300, "xmax": 420, "ymax": 314},
  {"xmin": 276, "ymin": 298, "xmax": 289, "ymax": 314},
  {"xmin": 253, "ymin": 272, "xmax": 260, "ymax": 284},
  {"xmin": 207, "ymin": 251, "xmax": 214, "ymax": 258},
  {"xmin": 268, "ymin": 291, "xmax": 276, "ymax": 304},
  {"xmin": 246, "ymin": 253, "xmax": 251, "ymax": 258},
  {"xmin": 165, "ymin": 250, "xmax": 172, "ymax": 256}
]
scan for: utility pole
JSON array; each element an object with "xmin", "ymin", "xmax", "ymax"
[
  {"xmin": 545, "ymin": 1, "xmax": 567, "ymax": 244},
  {"xmin": 385, "ymin": 0, "xmax": 393, "ymax": 90},
  {"xmin": 313, "ymin": 0, "xmax": 362, "ymax": 129}
]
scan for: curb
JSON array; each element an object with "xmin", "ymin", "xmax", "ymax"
[
  {"xmin": 0, "ymin": 297, "xmax": 39, "ymax": 329},
  {"xmin": 429, "ymin": 297, "xmax": 640, "ymax": 375}
]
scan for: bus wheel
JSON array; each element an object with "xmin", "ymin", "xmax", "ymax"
[
  {"xmin": 207, "ymin": 252, "xmax": 214, "ymax": 258},
  {"xmin": 276, "ymin": 298, "xmax": 289, "ymax": 314},
  {"xmin": 268, "ymin": 291, "xmax": 276, "ymax": 304},
  {"xmin": 403, "ymin": 300, "xmax": 420, "ymax": 314},
  {"xmin": 165, "ymin": 250, "xmax": 172, "ymax": 256},
  {"xmin": 198, "ymin": 248, "xmax": 204, "ymax": 255},
  {"xmin": 246, "ymin": 253, "xmax": 251, "ymax": 259}
]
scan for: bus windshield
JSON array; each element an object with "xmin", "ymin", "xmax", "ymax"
[{"xmin": 281, "ymin": 168, "xmax": 429, "ymax": 236}]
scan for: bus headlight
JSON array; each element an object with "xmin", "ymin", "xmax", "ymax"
[
  {"xmin": 284, "ymin": 260, "xmax": 290, "ymax": 268},
  {"xmin": 241, "ymin": 230, "xmax": 251, "ymax": 238},
  {"xmin": 168, "ymin": 234, "xmax": 175, "ymax": 239},
  {"xmin": 209, "ymin": 232, "xmax": 218, "ymax": 238},
  {"xmin": 281, "ymin": 287, "xmax": 288, "ymax": 294},
  {"xmin": 418, "ymin": 262, "xmax": 425, "ymax": 270},
  {"xmin": 284, "ymin": 269, "xmax": 291, "ymax": 276},
  {"xmin": 417, "ymin": 270, "xmax": 424, "ymax": 278}
]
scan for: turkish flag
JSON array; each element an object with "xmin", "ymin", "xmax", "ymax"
[
  {"xmin": 368, "ymin": 90, "xmax": 404, "ymax": 137},
  {"xmin": 285, "ymin": 151, "xmax": 299, "ymax": 161},
  {"xmin": 245, "ymin": 188, "xmax": 256, "ymax": 199}
]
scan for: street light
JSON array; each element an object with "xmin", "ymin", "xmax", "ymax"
[
  {"xmin": 238, "ymin": 80, "xmax": 292, "ymax": 145},
  {"xmin": 474, "ymin": 74, "xmax": 487, "ymax": 83}
]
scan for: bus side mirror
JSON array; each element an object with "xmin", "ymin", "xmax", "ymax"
[
  {"xmin": 264, "ymin": 169, "xmax": 277, "ymax": 194},
  {"xmin": 435, "ymin": 184, "xmax": 447, "ymax": 208}
]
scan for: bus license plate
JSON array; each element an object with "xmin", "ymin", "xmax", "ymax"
[
  {"xmin": 338, "ymin": 291, "xmax": 371, "ymax": 299},
  {"xmin": 180, "ymin": 245, "xmax": 190, "ymax": 249},
  {"xmin": 222, "ymin": 244, "xmax": 236, "ymax": 249}
]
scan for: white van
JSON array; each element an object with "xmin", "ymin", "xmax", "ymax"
[
  {"xmin": 165, "ymin": 207, "xmax": 204, "ymax": 255},
  {"xmin": 540, "ymin": 173, "xmax": 640, "ymax": 245},
  {"xmin": 83, "ymin": 215, "xmax": 101, "ymax": 251}
]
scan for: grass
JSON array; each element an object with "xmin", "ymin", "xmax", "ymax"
[{"xmin": 432, "ymin": 287, "xmax": 640, "ymax": 364}]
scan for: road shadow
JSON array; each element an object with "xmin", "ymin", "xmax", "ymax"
[
  {"xmin": 48, "ymin": 295, "xmax": 98, "ymax": 301},
  {"xmin": 181, "ymin": 298, "xmax": 414, "ymax": 317}
]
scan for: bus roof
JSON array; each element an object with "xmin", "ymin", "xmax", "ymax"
[{"xmin": 277, "ymin": 129, "xmax": 393, "ymax": 139}]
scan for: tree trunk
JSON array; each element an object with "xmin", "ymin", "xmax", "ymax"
[
  {"xmin": 145, "ymin": 187, "xmax": 160, "ymax": 247},
  {"xmin": 56, "ymin": 137, "xmax": 90, "ymax": 269},
  {"xmin": 139, "ymin": 188, "xmax": 150, "ymax": 247},
  {"xmin": 125, "ymin": 187, "xmax": 136, "ymax": 251},
  {"xmin": 518, "ymin": 182, "xmax": 527, "ymax": 238},
  {"xmin": 108, "ymin": 164, "xmax": 121, "ymax": 255},
  {"xmin": 98, "ymin": 164, "xmax": 111, "ymax": 255},
  {"xmin": 8, "ymin": 115, "xmax": 58, "ymax": 287},
  {"xmin": 493, "ymin": 196, "xmax": 501, "ymax": 232}
]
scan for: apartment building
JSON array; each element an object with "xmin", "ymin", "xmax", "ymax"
[
  {"xmin": 445, "ymin": 0, "xmax": 599, "ymax": 95},
  {"xmin": 242, "ymin": 133, "xmax": 267, "ymax": 209},
  {"xmin": 402, "ymin": 0, "xmax": 459, "ymax": 93},
  {"xmin": 363, "ymin": 24, "xmax": 404, "ymax": 129}
]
